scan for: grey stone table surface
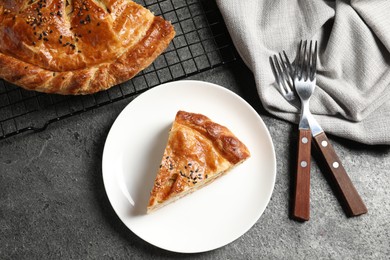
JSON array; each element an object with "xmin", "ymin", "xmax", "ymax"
[{"xmin": 1, "ymin": 60, "xmax": 389, "ymax": 259}]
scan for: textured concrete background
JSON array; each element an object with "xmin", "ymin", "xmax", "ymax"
[{"xmin": 1, "ymin": 61, "xmax": 389, "ymax": 259}]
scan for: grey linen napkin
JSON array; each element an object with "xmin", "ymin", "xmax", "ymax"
[{"xmin": 216, "ymin": 0, "xmax": 390, "ymax": 145}]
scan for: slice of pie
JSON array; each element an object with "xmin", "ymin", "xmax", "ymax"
[
  {"xmin": 147, "ymin": 110, "xmax": 251, "ymax": 213},
  {"xmin": 0, "ymin": 1, "xmax": 175, "ymax": 95}
]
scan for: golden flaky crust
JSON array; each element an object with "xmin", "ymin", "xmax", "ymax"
[
  {"xmin": 0, "ymin": 0, "xmax": 175, "ymax": 95},
  {"xmin": 147, "ymin": 111, "xmax": 251, "ymax": 213}
]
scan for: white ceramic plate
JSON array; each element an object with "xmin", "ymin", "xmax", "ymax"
[{"xmin": 102, "ymin": 80, "xmax": 276, "ymax": 253}]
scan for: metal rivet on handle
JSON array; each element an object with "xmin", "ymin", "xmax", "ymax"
[
  {"xmin": 301, "ymin": 161, "xmax": 308, "ymax": 168},
  {"xmin": 302, "ymin": 137, "xmax": 308, "ymax": 144},
  {"xmin": 321, "ymin": 140, "xmax": 328, "ymax": 147},
  {"xmin": 333, "ymin": 162, "xmax": 339, "ymax": 168}
]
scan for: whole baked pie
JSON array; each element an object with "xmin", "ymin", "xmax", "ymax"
[{"xmin": 0, "ymin": 0, "xmax": 175, "ymax": 94}]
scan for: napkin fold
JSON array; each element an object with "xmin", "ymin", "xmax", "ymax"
[{"xmin": 216, "ymin": 0, "xmax": 390, "ymax": 145}]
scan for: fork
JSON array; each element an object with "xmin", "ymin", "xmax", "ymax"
[
  {"xmin": 273, "ymin": 40, "xmax": 368, "ymax": 218},
  {"xmin": 270, "ymin": 49, "xmax": 312, "ymax": 221}
]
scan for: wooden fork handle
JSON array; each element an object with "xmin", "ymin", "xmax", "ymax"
[
  {"xmin": 292, "ymin": 129, "xmax": 312, "ymax": 221},
  {"xmin": 313, "ymin": 132, "xmax": 367, "ymax": 217}
]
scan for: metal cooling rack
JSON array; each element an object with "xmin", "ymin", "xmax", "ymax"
[{"xmin": 0, "ymin": 0, "xmax": 237, "ymax": 139}]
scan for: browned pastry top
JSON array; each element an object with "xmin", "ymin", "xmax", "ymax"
[
  {"xmin": 0, "ymin": 0, "xmax": 175, "ymax": 94},
  {"xmin": 147, "ymin": 111, "xmax": 251, "ymax": 212},
  {"xmin": 175, "ymin": 110, "xmax": 251, "ymax": 164}
]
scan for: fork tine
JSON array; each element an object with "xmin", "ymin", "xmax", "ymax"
[
  {"xmin": 303, "ymin": 40, "xmax": 308, "ymax": 80},
  {"xmin": 311, "ymin": 41, "xmax": 318, "ymax": 80},
  {"xmin": 296, "ymin": 40, "xmax": 304, "ymax": 80},
  {"xmin": 278, "ymin": 52, "xmax": 293, "ymax": 93},
  {"xmin": 283, "ymin": 50, "xmax": 294, "ymax": 77},
  {"xmin": 306, "ymin": 40, "xmax": 312, "ymax": 81}
]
